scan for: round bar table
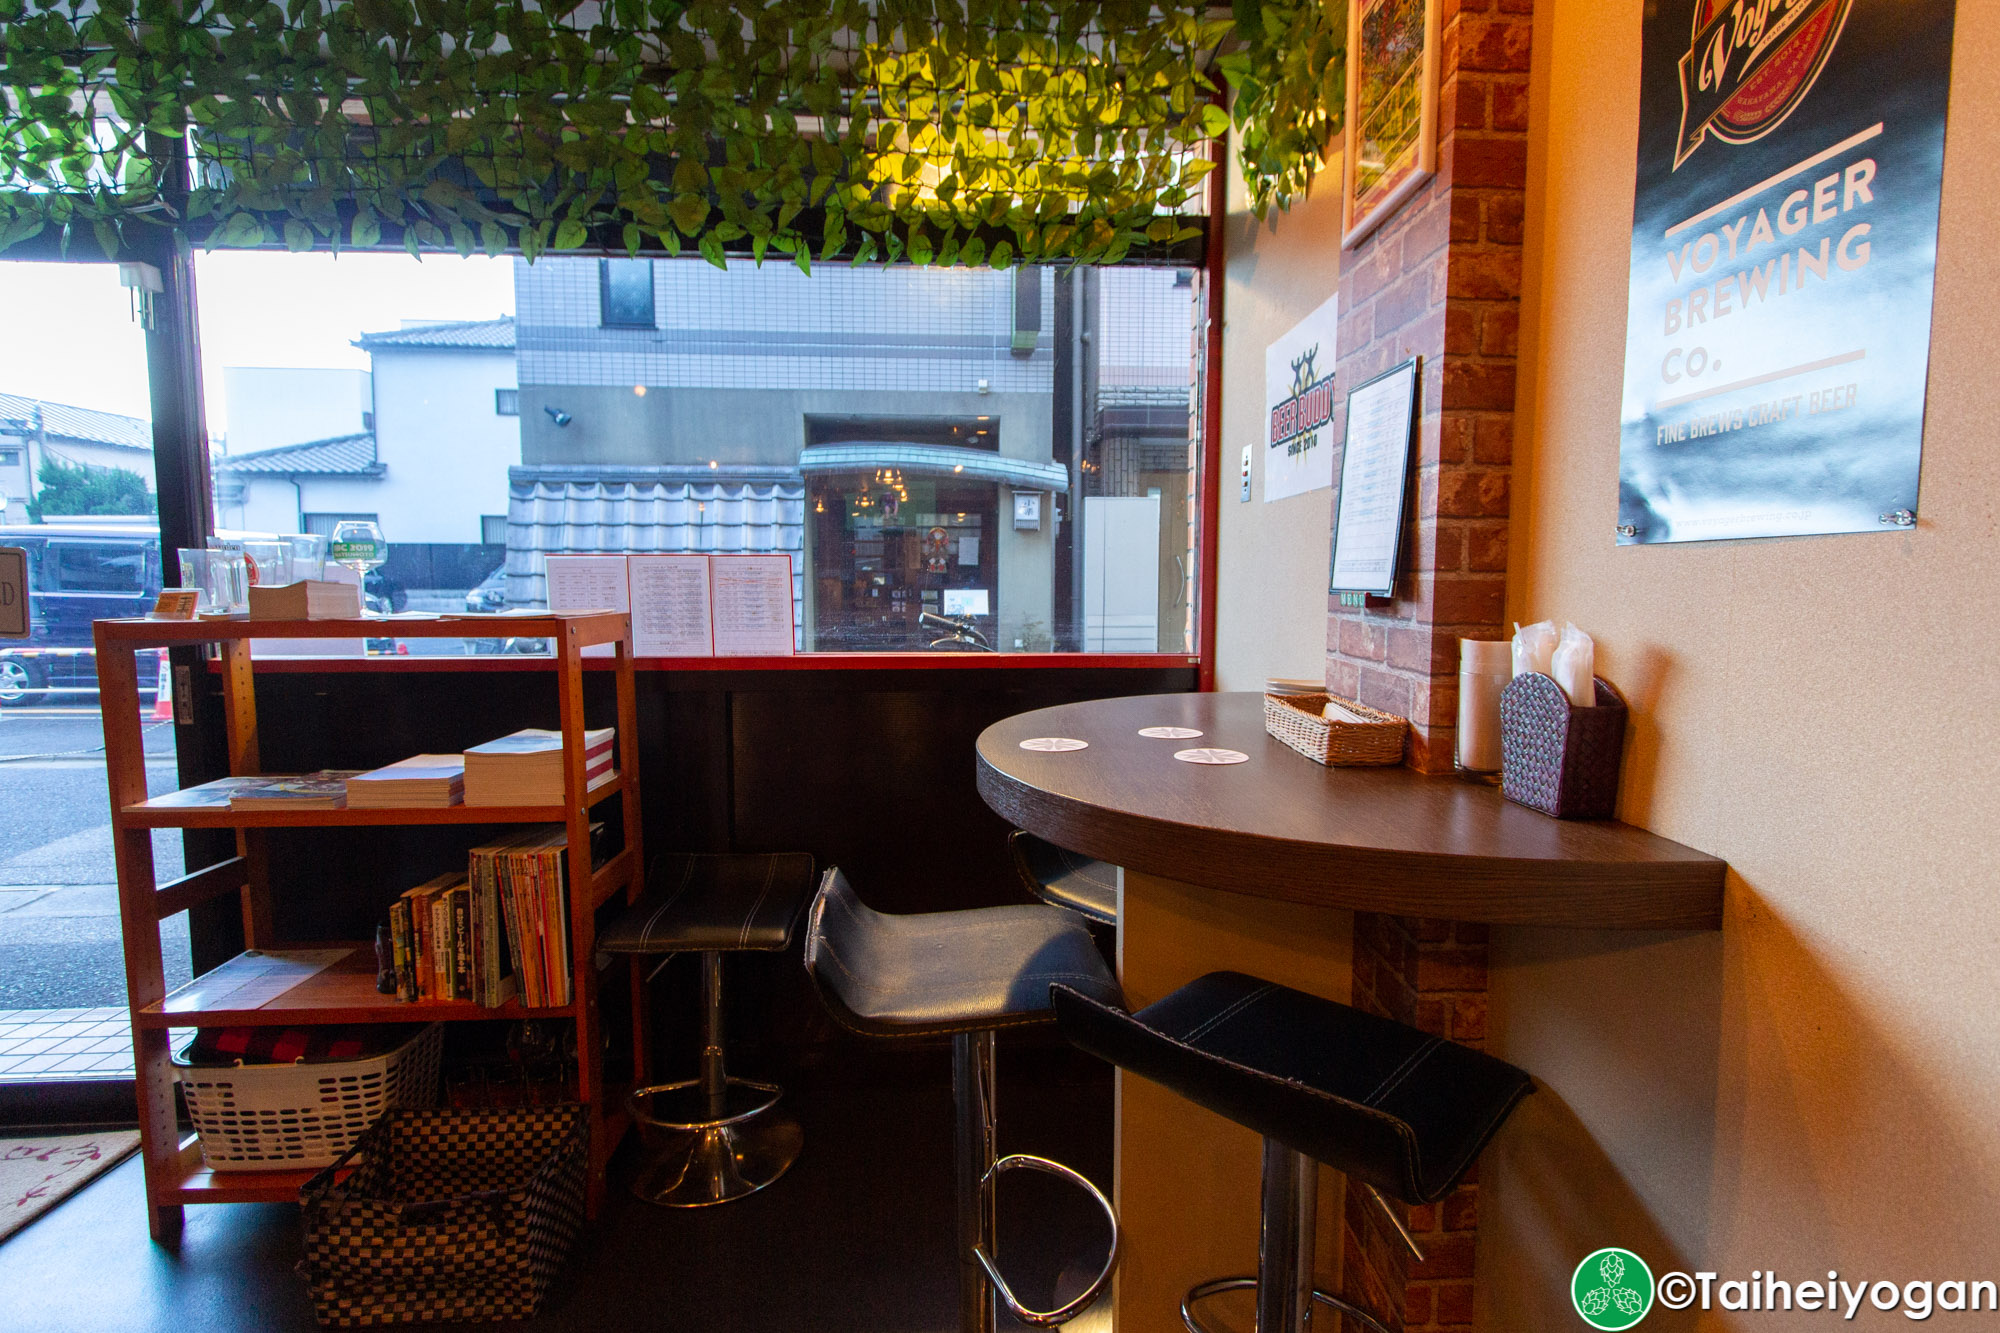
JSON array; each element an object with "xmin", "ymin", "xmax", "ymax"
[{"xmin": 975, "ymin": 692, "xmax": 1725, "ymax": 1331}]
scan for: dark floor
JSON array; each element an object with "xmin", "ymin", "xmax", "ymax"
[{"xmin": 0, "ymin": 1041, "xmax": 1116, "ymax": 1333}]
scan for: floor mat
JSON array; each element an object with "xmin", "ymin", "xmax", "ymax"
[{"xmin": 0, "ymin": 1131, "xmax": 141, "ymax": 1243}]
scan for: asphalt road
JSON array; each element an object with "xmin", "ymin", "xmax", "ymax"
[{"xmin": 0, "ymin": 706, "xmax": 190, "ymax": 1009}]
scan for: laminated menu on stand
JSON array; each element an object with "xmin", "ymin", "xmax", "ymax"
[
  {"xmin": 545, "ymin": 552, "xmax": 795, "ymax": 657},
  {"xmin": 628, "ymin": 554, "xmax": 715, "ymax": 656},
  {"xmin": 543, "ymin": 555, "xmax": 630, "ymax": 658},
  {"xmin": 709, "ymin": 554, "xmax": 795, "ymax": 656}
]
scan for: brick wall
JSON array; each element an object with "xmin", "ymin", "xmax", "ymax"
[
  {"xmin": 1327, "ymin": 0, "xmax": 1531, "ymax": 1328},
  {"xmin": 1341, "ymin": 913, "xmax": 1492, "ymax": 1331},
  {"xmin": 1326, "ymin": 0, "xmax": 1533, "ymax": 775}
]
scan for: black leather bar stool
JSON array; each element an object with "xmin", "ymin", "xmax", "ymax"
[
  {"xmin": 1007, "ymin": 831, "xmax": 1118, "ymax": 927},
  {"xmin": 803, "ymin": 866, "xmax": 1125, "ymax": 1332},
  {"xmin": 599, "ymin": 851, "xmax": 818, "ymax": 1207},
  {"xmin": 1052, "ymin": 971, "xmax": 1534, "ymax": 1333}
]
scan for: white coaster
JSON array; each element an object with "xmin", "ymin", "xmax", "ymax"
[
  {"xmin": 1019, "ymin": 737, "xmax": 1089, "ymax": 752},
  {"xmin": 1137, "ymin": 726, "xmax": 1204, "ymax": 739},
  {"xmin": 1174, "ymin": 748, "xmax": 1249, "ymax": 765}
]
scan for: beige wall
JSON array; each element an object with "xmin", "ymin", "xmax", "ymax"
[
  {"xmin": 1214, "ymin": 136, "xmax": 1341, "ymax": 693},
  {"xmin": 1482, "ymin": 0, "xmax": 2000, "ymax": 1326}
]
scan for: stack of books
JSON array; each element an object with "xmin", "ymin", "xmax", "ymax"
[
  {"xmin": 246, "ymin": 579, "xmax": 363, "ymax": 620},
  {"xmin": 346, "ymin": 755, "xmax": 465, "ymax": 809},
  {"xmin": 386, "ymin": 828, "xmax": 578, "ymax": 1009},
  {"xmin": 226, "ymin": 771, "xmax": 361, "ymax": 810},
  {"xmin": 463, "ymin": 728, "xmax": 614, "ymax": 807},
  {"xmin": 473, "ymin": 827, "xmax": 572, "ymax": 1008}
]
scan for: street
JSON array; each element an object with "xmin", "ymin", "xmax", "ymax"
[{"xmin": 0, "ymin": 706, "xmax": 190, "ymax": 1009}]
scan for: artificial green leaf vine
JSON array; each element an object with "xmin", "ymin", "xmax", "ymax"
[{"xmin": 0, "ymin": 0, "xmax": 1343, "ymax": 267}]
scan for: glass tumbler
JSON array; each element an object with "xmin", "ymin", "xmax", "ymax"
[
  {"xmin": 177, "ymin": 549, "xmax": 215, "ymax": 611},
  {"xmin": 240, "ymin": 540, "xmax": 288, "ymax": 587},
  {"xmin": 206, "ymin": 550, "xmax": 250, "ymax": 613},
  {"xmin": 285, "ymin": 533, "xmax": 328, "ymax": 581}
]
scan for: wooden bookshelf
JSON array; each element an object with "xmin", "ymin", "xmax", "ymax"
[
  {"xmin": 94, "ymin": 611, "xmax": 645, "ymax": 1242},
  {"xmin": 120, "ymin": 770, "xmax": 624, "ymax": 827}
]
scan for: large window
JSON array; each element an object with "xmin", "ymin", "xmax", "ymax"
[
  {"xmin": 0, "ymin": 259, "xmax": 186, "ymax": 1079},
  {"xmin": 193, "ymin": 252, "xmax": 1205, "ymax": 655}
]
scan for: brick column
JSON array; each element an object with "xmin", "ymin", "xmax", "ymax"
[
  {"xmin": 1325, "ymin": 1, "xmax": 1530, "ymax": 1329},
  {"xmin": 1326, "ymin": 0, "xmax": 1531, "ymax": 775},
  {"xmin": 1342, "ymin": 913, "xmax": 1491, "ymax": 1332}
]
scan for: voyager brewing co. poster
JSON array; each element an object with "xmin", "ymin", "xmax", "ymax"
[{"xmin": 1618, "ymin": 0, "xmax": 1957, "ymax": 545}]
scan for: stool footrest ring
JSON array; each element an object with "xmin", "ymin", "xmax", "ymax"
[
  {"xmin": 1182, "ymin": 1275, "xmax": 1396, "ymax": 1333},
  {"xmin": 971, "ymin": 1154, "xmax": 1121, "ymax": 1327},
  {"xmin": 628, "ymin": 1076, "xmax": 782, "ymax": 1132}
]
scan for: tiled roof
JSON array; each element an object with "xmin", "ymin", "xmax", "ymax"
[
  {"xmin": 213, "ymin": 432, "xmax": 383, "ymax": 476},
  {"xmin": 0, "ymin": 393, "xmax": 151, "ymax": 452},
  {"xmin": 503, "ymin": 465, "xmax": 805, "ymax": 645},
  {"xmin": 355, "ymin": 317, "xmax": 516, "ymax": 351}
]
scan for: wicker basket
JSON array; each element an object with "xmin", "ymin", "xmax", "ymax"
[
  {"xmin": 175, "ymin": 1023, "xmax": 443, "ymax": 1171},
  {"xmin": 1499, "ymin": 673, "xmax": 1628, "ymax": 818},
  {"xmin": 297, "ymin": 1104, "xmax": 589, "ymax": 1327},
  {"xmin": 1263, "ymin": 692, "xmax": 1408, "ymax": 766}
]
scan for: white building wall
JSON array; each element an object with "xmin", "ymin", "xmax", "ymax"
[
  {"xmin": 515, "ymin": 259, "xmax": 1054, "ymax": 402},
  {"xmin": 366, "ymin": 348, "xmax": 518, "ymax": 544},
  {"xmin": 222, "ymin": 368, "xmax": 371, "ymax": 454},
  {"xmin": 227, "ymin": 475, "xmax": 389, "ymax": 536}
]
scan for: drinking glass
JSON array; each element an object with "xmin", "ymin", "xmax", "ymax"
[
  {"xmin": 285, "ymin": 533, "xmax": 328, "ymax": 581},
  {"xmin": 177, "ymin": 548, "xmax": 214, "ymax": 612},
  {"xmin": 206, "ymin": 550, "xmax": 250, "ymax": 613},
  {"xmin": 240, "ymin": 540, "xmax": 288, "ymax": 587},
  {"xmin": 329, "ymin": 520, "xmax": 387, "ymax": 614}
]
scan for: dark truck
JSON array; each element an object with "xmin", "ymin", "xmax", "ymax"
[{"xmin": 0, "ymin": 524, "xmax": 163, "ymax": 706}]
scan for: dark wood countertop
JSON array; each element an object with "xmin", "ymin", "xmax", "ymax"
[{"xmin": 975, "ymin": 692, "xmax": 1725, "ymax": 930}]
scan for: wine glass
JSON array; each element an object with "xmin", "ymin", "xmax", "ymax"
[{"xmin": 329, "ymin": 520, "xmax": 387, "ymax": 615}]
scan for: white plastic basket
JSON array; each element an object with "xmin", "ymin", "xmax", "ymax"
[{"xmin": 175, "ymin": 1023, "xmax": 444, "ymax": 1171}]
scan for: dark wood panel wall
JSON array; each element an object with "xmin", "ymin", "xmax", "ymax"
[{"xmin": 182, "ymin": 664, "xmax": 1195, "ymax": 970}]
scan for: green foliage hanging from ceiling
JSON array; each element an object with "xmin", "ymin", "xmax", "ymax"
[{"xmin": 0, "ymin": 0, "xmax": 1344, "ymax": 267}]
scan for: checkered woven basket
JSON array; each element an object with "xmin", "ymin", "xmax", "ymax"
[
  {"xmin": 1499, "ymin": 673, "xmax": 1628, "ymax": 819},
  {"xmin": 296, "ymin": 1104, "xmax": 588, "ymax": 1326}
]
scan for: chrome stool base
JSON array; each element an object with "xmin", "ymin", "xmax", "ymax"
[
  {"xmin": 1177, "ymin": 1139, "xmax": 1397, "ymax": 1333},
  {"xmin": 1182, "ymin": 1278, "xmax": 1395, "ymax": 1333},
  {"xmin": 626, "ymin": 945, "xmax": 805, "ymax": 1209},
  {"xmin": 629, "ymin": 1076, "xmax": 803, "ymax": 1207}
]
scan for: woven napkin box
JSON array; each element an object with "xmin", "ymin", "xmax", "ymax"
[{"xmin": 1498, "ymin": 673, "xmax": 1627, "ymax": 818}]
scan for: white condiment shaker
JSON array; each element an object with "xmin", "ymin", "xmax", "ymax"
[{"xmin": 1457, "ymin": 638, "xmax": 1512, "ymax": 772}]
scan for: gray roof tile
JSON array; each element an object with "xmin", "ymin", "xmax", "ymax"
[
  {"xmin": 355, "ymin": 317, "xmax": 515, "ymax": 351},
  {"xmin": 0, "ymin": 393, "xmax": 151, "ymax": 452},
  {"xmin": 213, "ymin": 432, "xmax": 382, "ymax": 476}
]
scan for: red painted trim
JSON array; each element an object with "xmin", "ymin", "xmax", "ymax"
[
  {"xmin": 1197, "ymin": 121, "xmax": 1227, "ymax": 694},
  {"xmin": 221, "ymin": 652, "xmax": 1201, "ymax": 675}
]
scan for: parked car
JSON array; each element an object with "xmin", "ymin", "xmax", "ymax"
[
  {"xmin": 0, "ymin": 524, "xmax": 163, "ymax": 707},
  {"xmin": 464, "ymin": 565, "xmax": 507, "ymax": 613}
]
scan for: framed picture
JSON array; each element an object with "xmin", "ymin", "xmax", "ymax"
[
  {"xmin": 1328, "ymin": 358, "xmax": 1421, "ymax": 596},
  {"xmin": 1342, "ymin": 0, "xmax": 1440, "ymax": 249}
]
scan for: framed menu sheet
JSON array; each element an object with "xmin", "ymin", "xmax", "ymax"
[
  {"xmin": 629, "ymin": 555, "xmax": 714, "ymax": 657},
  {"xmin": 709, "ymin": 554, "xmax": 796, "ymax": 657},
  {"xmin": 543, "ymin": 554, "xmax": 630, "ymax": 658},
  {"xmin": 1329, "ymin": 358, "xmax": 1420, "ymax": 596}
]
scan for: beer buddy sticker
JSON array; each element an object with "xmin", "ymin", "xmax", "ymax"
[
  {"xmin": 1262, "ymin": 291, "xmax": 1339, "ymax": 503},
  {"xmin": 1618, "ymin": 0, "xmax": 1958, "ymax": 545}
]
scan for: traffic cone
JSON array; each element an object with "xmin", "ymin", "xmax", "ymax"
[{"xmin": 149, "ymin": 654, "xmax": 173, "ymax": 721}]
